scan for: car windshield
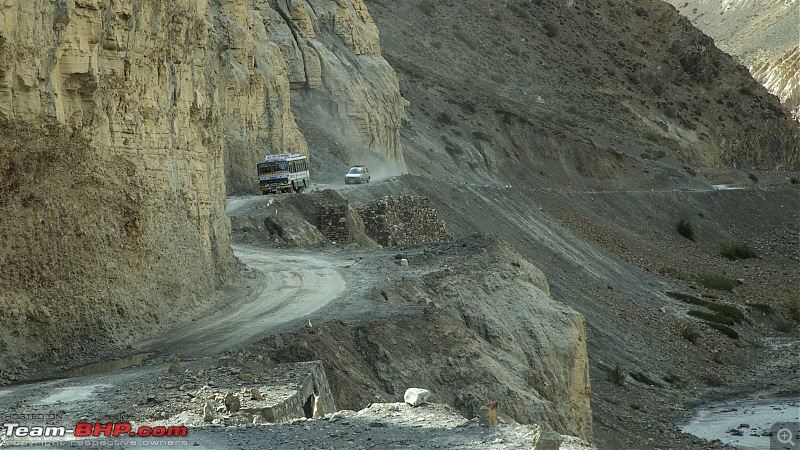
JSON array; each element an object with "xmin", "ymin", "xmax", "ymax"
[{"xmin": 348, "ymin": 167, "xmax": 363, "ymax": 174}]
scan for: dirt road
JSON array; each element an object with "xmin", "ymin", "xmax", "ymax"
[
  {"xmin": 138, "ymin": 244, "xmax": 345, "ymax": 357},
  {"xmin": 0, "ymin": 241, "xmax": 348, "ymax": 449}
]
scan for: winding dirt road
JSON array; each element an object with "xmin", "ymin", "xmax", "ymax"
[{"xmin": 139, "ymin": 244, "xmax": 346, "ymax": 357}]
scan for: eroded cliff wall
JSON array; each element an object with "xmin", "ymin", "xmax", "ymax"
[{"xmin": 0, "ymin": 0, "xmax": 405, "ymax": 378}]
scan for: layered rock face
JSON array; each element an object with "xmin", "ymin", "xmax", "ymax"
[
  {"xmin": 0, "ymin": 0, "xmax": 405, "ymax": 376},
  {"xmin": 215, "ymin": 0, "xmax": 406, "ymax": 192},
  {"xmin": 0, "ymin": 0, "xmax": 240, "ymax": 375},
  {"xmin": 268, "ymin": 0, "xmax": 407, "ymax": 175}
]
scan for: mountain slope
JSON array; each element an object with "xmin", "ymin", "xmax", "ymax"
[
  {"xmin": 667, "ymin": 0, "xmax": 800, "ymax": 120},
  {"xmin": 363, "ymin": 0, "xmax": 799, "ymax": 182}
]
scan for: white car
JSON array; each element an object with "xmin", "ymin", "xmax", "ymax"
[{"xmin": 345, "ymin": 166, "xmax": 371, "ymax": 184}]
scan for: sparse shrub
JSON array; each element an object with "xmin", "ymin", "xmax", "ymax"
[
  {"xmin": 444, "ymin": 143, "xmax": 463, "ymax": 158},
  {"xmin": 418, "ymin": 0, "xmax": 435, "ymax": 16},
  {"xmin": 651, "ymin": 82, "xmax": 664, "ymax": 96},
  {"xmin": 629, "ymin": 403, "xmax": 641, "ymax": 410},
  {"xmin": 472, "ymin": 130, "xmax": 493, "ymax": 143},
  {"xmin": 436, "ymin": 112, "xmax": 454, "ymax": 126},
  {"xmin": 791, "ymin": 301, "xmax": 800, "ymax": 322},
  {"xmin": 543, "ymin": 21, "xmax": 558, "ymax": 38},
  {"xmin": 631, "ymin": 371, "xmax": 664, "ymax": 387},
  {"xmin": 663, "ymin": 105, "xmax": 676, "ymax": 118},
  {"xmin": 739, "ymin": 86, "xmax": 753, "ymax": 96},
  {"xmin": 748, "ymin": 173, "xmax": 759, "ymax": 183},
  {"xmin": 775, "ymin": 321, "xmax": 795, "ymax": 333},
  {"xmin": 670, "ymin": 291, "xmax": 744, "ymax": 323},
  {"xmin": 454, "ymin": 30, "xmax": 478, "ymax": 50},
  {"xmin": 791, "ymin": 177, "xmax": 799, "ymax": 185},
  {"xmin": 681, "ymin": 325, "xmax": 700, "ymax": 344},
  {"xmin": 640, "ymin": 152, "xmax": 652, "ymax": 160},
  {"xmin": 385, "ymin": 55, "xmax": 426, "ymax": 80},
  {"xmin": 703, "ymin": 321, "xmax": 739, "ymax": 339},
  {"xmin": 688, "ymin": 309, "xmax": 734, "ymax": 326},
  {"xmin": 655, "ymin": 150, "xmax": 667, "ymax": 159},
  {"xmin": 746, "ymin": 302, "xmax": 774, "ymax": 314},
  {"xmin": 601, "ymin": 363, "xmax": 625, "ymax": 387},
  {"xmin": 660, "ymin": 267, "xmax": 686, "ymax": 279},
  {"xmin": 676, "ymin": 219, "xmax": 694, "ymax": 240},
  {"xmin": 684, "ymin": 166, "xmax": 697, "ymax": 177},
  {"xmin": 580, "ymin": 65, "xmax": 593, "ymax": 76},
  {"xmin": 431, "ymin": 40, "xmax": 443, "ymax": 49},
  {"xmin": 643, "ymin": 130, "xmax": 660, "ymax": 142},
  {"xmin": 696, "ymin": 274, "xmax": 735, "ymax": 292},
  {"xmin": 635, "ymin": 6, "xmax": 649, "ymax": 17},
  {"xmin": 626, "ymin": 71, "xmax": 640, "ymax": 85},
  {"xmin": 720, "ymin": 242, "xmax": 758, "ymax": 260},
  {"xmin": 508, "ymin": 3, "xmax": 529, "ymax": 18},
  {"xmin": 460, "ymin": 102, "xmax": 477, "ymax": 114},
  {"xmin": 704, "ymin": 374, "xmax": 726, "ymax": 387},
  {"xmin": 663, "ymin": 373, "xmax": 683, "ymax": 385}
]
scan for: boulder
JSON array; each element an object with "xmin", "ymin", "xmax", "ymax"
[{"xmin": 404, "ymin": 388, "xmax": 430, "ymax": 407}]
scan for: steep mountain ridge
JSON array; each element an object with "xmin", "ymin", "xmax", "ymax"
[
  {"xmin": 362, "ymin": 0, "xmax": 799, "ymax": 183},
  {"xmin": 667, "ymin": 0, "xmax": 800, "ymax": 120}
]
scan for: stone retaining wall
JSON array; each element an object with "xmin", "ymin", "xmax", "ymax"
[{"xmin": 360, "ymin": 196, "xmax": 451, "ymax": 247}]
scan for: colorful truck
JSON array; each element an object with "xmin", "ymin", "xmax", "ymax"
[{"xmin": 257, "ymin": 153, "xmax": 310, "ymax": 194}]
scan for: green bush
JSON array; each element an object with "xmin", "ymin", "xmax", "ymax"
[
  {"xmin": 696, "ymin": 274, "xmax": 735, "ymax": 292},
  {"xmin": 775, "ymin": 321, "xmax": 795, "ymax": 333},
  {"xmin": 681, "ymin": 325, "xmax": 700, "ymax": 344},
  {"xmin": 436, "ymin": 112, "xmax": 454, "ymax": 125},
  {"xmin": 444, "ymin": 143, "xmax": 463, "ymax": 157},
  {"xmin": 748, "ymin": 173, "xmax": 759, "ymax": 183},
  {"xmin": 631, "ymin": 371, "xmax": 663, "ymax": 387},
  {"xmin": 745, "ymin": 302, "xmax": 774, "ymax": 314},
  {"xmin": 688, "ymin": 309, "xmax": 734, "ymax": 326},
  {"xmin": 791, "ymin": 177, "xmax": 799, "ymax": 185},
  {"xmin": 704, "ymin": 374, "xmax": 726, "ymax": 387},
  {"xmin": 643, "ymin": 130, "xmax": 661, "ymax": 142},
  {"xmin": 720, "ymin": 242, "xmax": 758, "ymax": 260},
  {"xmin": 418, "ymin": 0, "xmax": 435, "ymax": 16},
  {"xmin": 543, "ymin": 21, "xmax": 559, "ymax": 38},
  {"xmin": 669, "ymin": 294, "xmax": 743, "ymax": 323},
  {"xmin": 472, "ymin": 130, "xmax": 493, "ymax": 143},
  {"xmin": 676, "ymin": 219, "xmax": 694, "ymax": 240},
  {"xmin": 600, "ymin": 363, "xmax": 625, "ymax": 387},
  {"xmin": 703, "ymin": 321, "xmax": 739, "ymax": 339}
]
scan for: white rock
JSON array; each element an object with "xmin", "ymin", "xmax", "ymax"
[{"xmin": 404, "ymin": 388, "xmax": 430, "ymax": 407}]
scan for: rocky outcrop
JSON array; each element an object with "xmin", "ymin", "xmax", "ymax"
[
  {"xmin": 265, "ymin": 235, "xmax": 592, "ymax": 440},
  {"xmin": 751, "ymin": 46, "xmax": 800, "ymax": 121}
]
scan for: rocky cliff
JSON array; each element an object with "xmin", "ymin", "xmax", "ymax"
[
  {"xmin": 668, "ymin": 0, "xmax": 800, "ymax": 121},
  {"xmin": 0, "ymin": 0, "xmax": 405, "ymax": 378},
  {"xmin": 261, "ymin": 235, "xmax": 593, "ymax": 440}
]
